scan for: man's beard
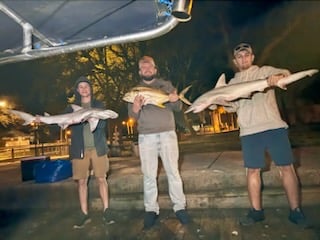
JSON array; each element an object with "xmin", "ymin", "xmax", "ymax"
[{"xmin": 141, "ymin": 74, "xmax": 156, "ymax": 81}]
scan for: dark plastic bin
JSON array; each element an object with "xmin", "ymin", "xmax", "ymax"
[{"xmin": 20, "ymin": 156, "xmax": 50, "ymax": 181}]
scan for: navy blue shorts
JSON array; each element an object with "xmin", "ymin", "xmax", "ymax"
[{"xmin": 240, "ymin": 128, "xmax": 295, "ymax": 168}]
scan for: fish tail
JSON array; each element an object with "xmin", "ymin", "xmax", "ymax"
[
  {"xmin": 155, "ymin": 103, "xmax": 166, "ymax": 108},
  {"xmin": 179, "ymin": 85, "xmax": 192, "ymax": 105}
]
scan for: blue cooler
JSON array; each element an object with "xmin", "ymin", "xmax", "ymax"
[{"xmin": 34, "ymin": 159, "xmax": 72, "ymax": 183}]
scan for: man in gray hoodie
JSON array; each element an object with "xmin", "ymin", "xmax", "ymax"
[{"xmin": 224, "ymin": 43, "xmax": 310, "ymax": 228}]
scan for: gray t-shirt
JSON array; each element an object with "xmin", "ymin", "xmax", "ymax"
[
  {"xmin": 81, "ymin": 102, "xmax": 95, "ymax": 148},
  {"xmin": 128, "ymin": 78, "xmax": 182, "ymax": 134}
]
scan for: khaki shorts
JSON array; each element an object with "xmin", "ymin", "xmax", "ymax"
[{"xmin": 72, "ymin": 148, "xmax": 109, "ymax": 180}]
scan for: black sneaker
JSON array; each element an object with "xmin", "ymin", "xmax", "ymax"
[
  {"xmin": 143, "ymin": 211, "xmax": 158, "ymax": 230},
  {"xmin": 73, "ymin": 212, "xmax": 91, "ymax": 229},
  {"xmin": 288, "ymin": 207, "xmax": 312, "ymax": 229},
  {"xmin": 102, "ymin": 208, "xmax": 115, "ymax": 225},
  {"xmin": 175, "ymin": 209, "xmax": 191, "ymax": 224},
  {"xmin": 239, "ymin": 208, "xmax": 265, "ymax": 226},
  {"xmin": 103, "ymin": 208, "xmax": 115, "ymax": 225}
]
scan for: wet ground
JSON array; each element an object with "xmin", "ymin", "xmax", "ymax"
[
  {"xmin": 1, "ymin": 206, "xmax": 319, "ymax": 240},
  {"xmin": 1, "ymin": 125, "xmax": 319, "ymax": 240}
]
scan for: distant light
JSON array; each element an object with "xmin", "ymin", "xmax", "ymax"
[{"xmin": 0, "ymin": 100, "xmax": 7, "ymax": 108}]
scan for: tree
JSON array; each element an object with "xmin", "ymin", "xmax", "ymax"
[
  {"xmin": 50, "ymin": 43, "xmax": 147, "ymax": 139},
  {"xmin": 68, "ymin": 44, "xmax": 145, "ymax": 117},
  {"xmin": 0, "ymin": 97, "xmax": 20, "ymax": 127}
]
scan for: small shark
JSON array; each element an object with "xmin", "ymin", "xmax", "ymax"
[
  {"xmin": 9, "ymin": 104, "xmax": 118, "ymax": 132},
  {"xmin": 123, "ymin": 85, "xmax": 192, "ymax": 108},
  {"xmin": 185, "ymin": 69, "xmax": 319, "ymax": 113}
]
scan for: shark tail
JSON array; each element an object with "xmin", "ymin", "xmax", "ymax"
[
  {"xmin": 179, "ymin": 85, "xmax": 192, "ymax": 105},
  {"xmin": 9, "ymin": 110, "xmax": 36, "ymax": 126}
]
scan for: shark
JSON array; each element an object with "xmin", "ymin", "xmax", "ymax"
[
  {"xmin": 9, "ymin": 104, "xmax": 119, "ymax": 132},
  {"xmin": 122, "ymin": 85, "xmax": 192, "ymax": 108},
  {"xmin": 185, "ymin": 69, "xmax": 319, "ymax": 114}
]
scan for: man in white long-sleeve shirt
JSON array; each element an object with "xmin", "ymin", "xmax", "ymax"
[{"xmin": 224, "ymin": 43, "xmax": 311, "ymax": 228}]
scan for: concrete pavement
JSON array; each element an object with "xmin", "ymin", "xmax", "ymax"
[
  {"xmin": 1, "ymin": 131, "xmax": 320, "ymax": 240},
  {"xmin": 0, "ymin": 146, "xmax": 319, "ymax": 210},
  {"xmin": 1, "ymin": 206, "xmax": 320, "ymax": 240}
]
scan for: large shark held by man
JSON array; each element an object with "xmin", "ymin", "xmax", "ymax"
[
  {"xmin": 122, "ymin": 85, "xmax": 192, "ymax": 108},
  {"xmin": 185, "ymin": 69, "xmax": 319, "ymax": 113},
  {"xmin": 9, "ymin": 104, "xmax": 118, "ymax": 132}
]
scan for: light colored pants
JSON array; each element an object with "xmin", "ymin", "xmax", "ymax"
[{"xmin": 138, "ymin": 130, "xmax": 186, "ymax": 214}]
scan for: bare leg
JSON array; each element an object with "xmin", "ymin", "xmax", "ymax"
[
  {"xmin": 97, "ymin": 177, "xmax": 109, "ymax": 210},
  {"xmin": 247, "ymin": 168, "xmax": 262, "ymax": 210},
  {"xmin": 78, "ymin": 178, "xmax": 89, "ymax": 214},
  {"xmin": 278, "ymin": 164, "xmax": 300, "ymax": 210}
]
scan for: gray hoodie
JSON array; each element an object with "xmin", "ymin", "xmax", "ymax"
[{"xmin": 224, "ymin": 65, "xmax": 289, "ymax": 136}]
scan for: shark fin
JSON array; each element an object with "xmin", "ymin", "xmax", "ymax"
[
  {"xmin": 214, "ymin": 74, "xmax": 227, "ymax": 88},
  {"xmin": 71, "ymin": 104, "xmax": 82, "ymax": 112},
  {"xmin": 208, "ymin": 104, "xmax": 218, "ymax": 110},
  {"xmin": 22, "ymin": 119, "xmax": 35, "ymax": 126},
  {"xmin": 59, "ymin": 124, "xmax": 69, "ymax": 129},
  {"xmin": 88, "ymin": 119, "xmax": 99, "ymax": 132}
]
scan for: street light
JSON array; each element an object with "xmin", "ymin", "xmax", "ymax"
[
  {"xmin": 127, "ymin": 118, "xmax": 135, "ymax": 137},
  {"xmin": 122, "ymin": 118, "xmax": 135, "ymax": 137},
  {"xmin": 0, "ymin": 99, "xmax": 14, "ymax": 109},
  {"xmin": 65, "ymin": 129, "xmax": 71, "ymax": 142},
  {"xmin": 0, "ymin": 100, "xmax": 7, "ymax": 108}
]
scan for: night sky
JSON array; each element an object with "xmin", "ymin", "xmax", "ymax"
[{"xmin": 0, "ymin": 1, "xmax": 319, "ymax": 111}]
